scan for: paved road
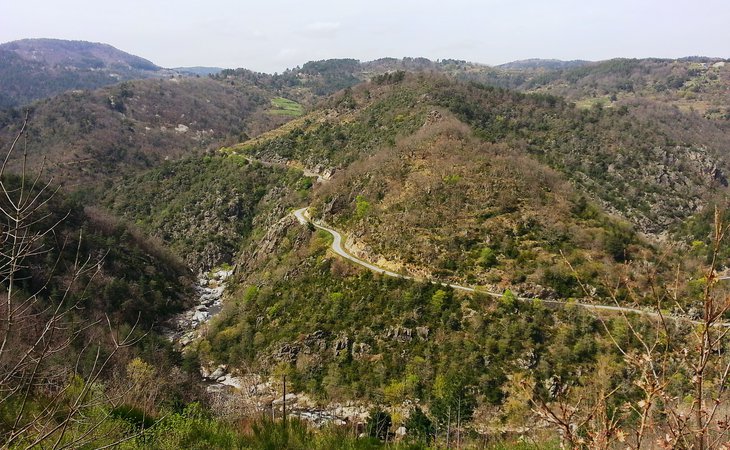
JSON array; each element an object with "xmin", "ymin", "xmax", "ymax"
[
  {"xmin": 295, "ymin": 208, "xmax": 406, "ymax": 279},
  {"xmin": 293, "ymin": 207, "xmax": 722, "ymax": 323}
]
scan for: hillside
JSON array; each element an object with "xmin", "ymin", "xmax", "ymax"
[
  {"xmin": 103, "ymin": 155, "xmax": 309, "ymax": 272},
  {"xmin": 143, "ymin": 72, "xmax": 724, "ymax": 434},
  {"xmin": 480, "ymin": 57, "xmax": 730, "ymax": 118},
  {"xmin": 0, "ymin": 76, "xmax": 300, "ymax": 191},
  {"xmin": 233, "ymin": 73, "xmax": 730, "ymax": 240},
  {"xmin": 7, "ymin": 47, "xmax": 730, "ymax": 447},
  {"xmin": 0, "ymin": 121, "xmax": 221, "ymax": 447},
  {"xmin": 0, "ymin": 38, "xmax": 169, "ymax": 108},
  {"xmin": 0, "ymin": 164, "xmax": 193, "ymax": 325},
  {"xmin": 217, "ymin": 55, "xmax": 730, "ymax": 121}
]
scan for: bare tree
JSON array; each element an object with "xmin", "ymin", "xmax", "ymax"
[
  {"xmin": 526, "ymin": 209, "xmax": 730, "ymax": 449},
  {"xmin": 0, "ymin": 116, "xmax": 143, "ymax": 448}
]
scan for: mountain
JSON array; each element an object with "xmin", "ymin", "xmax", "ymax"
[
  {"xmin": 0, "ymin": 38, "xmax": 169, "ymax": 108},
  {"xmin": 102, "ymin": 72, "xmax": 722, "ymax": 441},
  {"xmin": 216, "ymin": 56, "xmax": 730, "ymax": 122},
  {"xmin": 235, "ymin": 73, "xmax": 730, "ymax": 237},
  {"xmin": 93, "ymin": 72, "xmax": 724, "ymax": 425}
]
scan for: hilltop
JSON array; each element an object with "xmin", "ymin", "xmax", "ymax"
[
  {"xmin": 234, "ymin": 72, "xmax": 730, "ymax": 237},
  {"xmin": 0, "ymin": 38, "xmax": 169, "ymax": 108},
  {"xmin": 489, "ymin": 57, "xmax": 730, "ymax": 117}
]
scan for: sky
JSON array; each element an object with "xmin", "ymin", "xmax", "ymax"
[{"xmin": 1, "ymin": 0, "xmax": 728, "ymax": 73}]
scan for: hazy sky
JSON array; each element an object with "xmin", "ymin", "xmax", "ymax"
[{"xmin": 1, "ymin": 0, "xmax": 728, "ymax": 73}]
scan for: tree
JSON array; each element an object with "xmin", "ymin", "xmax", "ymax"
[
  {"xmin": 430, "ymin": 372, "xmax": 476, "ymax": 446},
  {"xmin": 366, "ymin": 408, "xmax": 392, "ymax": 441},
  {"xmin": 0, "ymin": 117, "xmax": 142, "ymax": 448},
  {"xmin": 405, "ymin": 407, "xmax": 435, "ymax": 444}
]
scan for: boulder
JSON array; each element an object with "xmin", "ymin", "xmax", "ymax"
[
  {"xmin": 333, "ymin": 334, "xmax": 349, "ymax": 356},
  {"xmin": 209, "ymin": 365, "xmax": 227, "ymax": 381},
  {"xmin": 272, "ymin": 393, "xmax": 298, "ymax": 405}
]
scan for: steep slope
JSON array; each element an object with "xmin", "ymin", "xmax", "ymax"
[
  {"xmin": 0, "ymin": 38, "xmax": 168, "ymax": 108},
  {"xmin": 103, "ymin": 155, "xmax": 308, "ymax": 272},
  {"xmin": 0, "ymin": 168, "xmax": 207, "ymax": 448},
  {"xmin": 204, "ymin": 214, "xmax": 612, "ymax": 411},
  {"xmin": 69, "ymin": 69, "xmax": 730, "ymax": 441},
  {"xmin": 0, "ymin": 172, "xmax": 192, "ymax": 326}
]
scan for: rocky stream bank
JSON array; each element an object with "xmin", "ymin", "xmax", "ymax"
[{"xmin": 162, "ymin": 267, "xmax": 373, "ymax": 428}]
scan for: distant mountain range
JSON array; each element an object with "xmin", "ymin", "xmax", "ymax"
[
  {"xmin": 496, "ymin": 58, "xmax": 591, "ymax": 70},
  {"xmin": 0, "ymin": 38, "xmax": 728, "ymax": 194},
  {"xmin": 173, "ymin": 66, "xmax": 224, "ymax": 76}
]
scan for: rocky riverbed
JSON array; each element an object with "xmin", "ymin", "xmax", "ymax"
[
  {"xmin": 162, "ymin": 267, "xmax": 373, "ymax": 428},
  {"xmin": 163, "ymin": 268, "xmax": 232, "ymax": 347}
]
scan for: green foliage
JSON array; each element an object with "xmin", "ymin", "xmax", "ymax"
[
  {"xmin": 111, "ymin": 405, "xmax": 156, "ymax": 429},
  {"xmin": 372, "ymin": 70, "xmax": 406, "ymax": 85},
  {"xmin": 404, "ymin": 407, "xmax": 434, "ymax": 444},
  {"xmin": 132, "ymin": 411, "xmax": 434, "ymax": 450},
  {"xmin": 133, "ymin": 403, "xmax": 244, "ymax": 449},
  {"xmin": 500, "ymin": 289, "xmax": 518, "ymax": 309},
  {"xmin": 355, "ymin": 195, "xmax": 370, "ymax": 220},
  {"xmin": 430, "ymin": 289, "xmax": 448, "ymax": 313},
  {"xmin": 541, "ymin": 266, "xmax": 580, "ymax": 298},
  {"xmin": 430, "ymin": 372, "xmax": 476, "ymax": 428},
  {"xmin": 104, "ymin": 155, "xmax": 304, "ymax": 271},
  {"xmin": 271, "ymin": 97, "xmax": 304, "ymax": 116},
  {"xmin": 604, "ymin": 223, "xmax": 636, "ymax": 262},
  {"xmin": 478, "ymin": 247, "xmax": 498, "ymax": 268}
]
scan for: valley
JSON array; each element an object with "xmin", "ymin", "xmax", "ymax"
[{"xmin": 1, "ymin": 37, "xmax": 730, "ymax": 449}]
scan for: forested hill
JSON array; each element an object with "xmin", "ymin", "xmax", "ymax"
[
  {"xmin": 485, "ymin": 57, "xmax": 730, "ymax": 118},
  {"xmin": 235, "ymin": 72, "xmax": 730, "ymax": 238},
  {"xmin": 218, "ymin": 56, "xmax": 730, "ymax": 120},
  {"xmin": 0, "ymin": 39, "xmax": 168, "ymax": 108},
  {"xmin": 0, "ymin": 76, "xmax": 299, "ymax": 191},
  {"xmin": 6, "ymin": 43, "xmax": 730, "ymax": 447},
  {"xmin": 159, "ymin": 73, "xmax": 730, "ymax": 446}
]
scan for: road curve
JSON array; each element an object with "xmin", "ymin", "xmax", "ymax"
[
  {"xmin": 293, "ymin": 207, "xmax": 723, "ymax": 324},
  {"xmin": 295, "ymin": 207, "xmax": 408, "ymax": 279}
]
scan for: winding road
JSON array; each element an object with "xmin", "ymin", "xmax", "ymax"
[{"xmin": 293, "ymin": 207, "xmax": 689, "ymax": 321}]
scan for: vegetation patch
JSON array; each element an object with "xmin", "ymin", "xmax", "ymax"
[{"xmin": 270, "ymin": 97, "xmax": 304, "ymax": 116}]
